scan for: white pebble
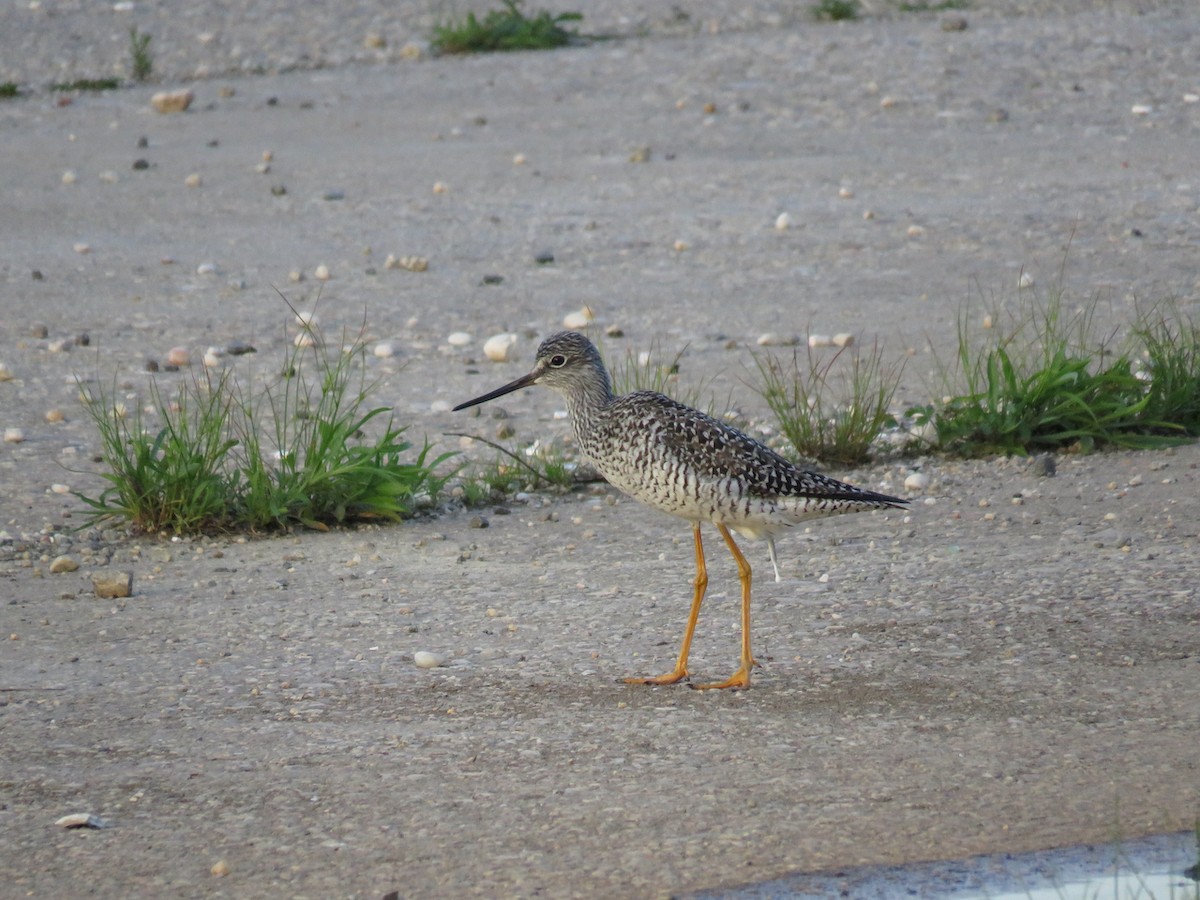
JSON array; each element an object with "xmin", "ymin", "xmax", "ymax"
[
  {"xmin": 373, "ymin": 341, "xmax": 396, "ymax": 359},
  {"xmin": 4, "ymin": 427, "xmax": 25, "ymax": 443},
  {"xmin": 203, "ymin": 349, "xmax": 223, "ymax": 368},
  {"xmin": 430, "ymin": 400, "xmax": 452, "ymax": 413},
  {"xmin": 51, "ymin": 483, "xmax": 71, "ymax": 494},
  {"xmin": 295, "ymin": 310, "xmax": 319, "ymax": 327},
  {"xmin": 47, "ymin": 339, "xmax": 70, "ymax": 353},
  {"xmin": 413, "ymin": 651, "xmax": 446, "ymax": 669},
  {"xmin": 774, "ymin": 212, "xmax": 793, "ymax": 231},
  {"xmin": 294, "ymin": 332, "xmax": 317, "ymax": 348},
  {"xmin": 61, "ymin": 170, "xmax": 77, "ymax": 185},
  {"xmin": 98, "ymin": 170, "xmax": 118, "ymax": 184},
  {"xmin": 314, "ymin": 264, "xmax": 330, "ymax": 281},
  {"xmin": 196, "ymin": 262, "xmax": 217, "ymax": 276},
  {"xmin": 513, "ymin": 153, "xmax": 527, "ymax": 165},
  {"xmin": 432, "ymin": 181, "xmax": 448, "ymax": 194},
  {"xmin": 673, "ymin": 239, "xmax": 688, "ymax": 252},
  {"xmin": 73, "ymin": 242, "xmax": 91, "ymax": 255},
  {"xmin": 1130, "ymin": 104, "xmax": 1152, "ymax": 116},
  {"xmin": 904, "ymin": 472, "xmax": 930, "ymax": 491},
  {"xmin": 832, "ymin": 332, "xmax": 855, "ymax": 348},
  {"xmin": 838, "ymin": 186, "xmax": 855, "ymax": 199},
  {"xmin": 808, "ymin": 334, "xmax": 833, "ymax": 348},
  {"xmin": 1018, "ymin": 272, "xmax": 1035, "ymax": 288},
  {"xmin": 906, "ymin": 224, "xmax": 926, "ymax": 237},
  {"xmin": 756, "ymin": 333, "xmax": 792, "ymax": 347},
  {"xmin": 0, "ymin": 363, "xmax": 13, "ymax": 381},
  {"xmin": 166, "ymin": 346, "xmax": 190, "ymax": 367},
  {"xmin": 483, "ymin": 333, "xmax": 518, "ymax": 362},
  {"xmin": 447, "ymin": 331, "xmax": 472, "ymax": 347},
  {"xmin": 184, "ymin": 173, "xmax": 202, "ymax": 188},
  {"xmin": 562, "ymin": 307, "xmax": 594, "ymax": 329}
]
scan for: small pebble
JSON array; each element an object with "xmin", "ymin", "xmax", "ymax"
[
  {"xmin": 534, "ymin": 250, "xmax": 555, "ymax": 265},
  {"xmin": 196, "ymin": 262, "xmax": 217, "ymax": 276},
  {"xmin": 629, "ymin": 146, "xmax": 651, "ymax": 163},
  {"xmin": 904, "ymin": 472, "xmax": 930, "ymax": 492},
  {"xmin": 604, "ymin": 325, "xmax": 624, "ymax": 338},
  {"xmin": 373, "ymin": 341, "xmax": 396, "ymax": 359},
  {"xmin": 49, "ymin": 555, "xmax": 79, "ymax": 574},
  {"xmin": 774, "ymin": 212, "xmax": 793, "ymax": 231},
  {"xmin": 808, "ymin": 334, "xmax": 833, "ymax": 348},
  {"xmin": 0, "ymin": 364, "xmax": 13, "ymax": 382},
  {"xmin": 483, "ymin": 333, "xmax": 518, "ymax": 362},
  {"xmin": 151, "ymin": 89, "xmax": 193, "ymax": 113},
  {"xmin": 92, "ymin": 571, "xmax": 133, "ymax": 599},
  {"xmin": 203, "ymin": 348, "xmax": 223, "ymax": 368},
  {"xmin": 364, "ymin": 32, "xmax": 386, "ymax": 49},
  {"xmin": 295, "ymin": 310, "xmax": 318, "ymax": 327},
  {"xmin": 432, "ymin": 181, "xmax": 448, "ymax": 194},
  {"xmin": 1130, "ymin": 104, "xmax": 1152, "ymax": 116},
  {"xmin": 225, "ymin": 340, "xmax": 256, "ymax": 356},
  {"xmin": 838, "ymin": 186, "xmax": 855, "ymax": 199},
  {"xmin": 294, "ymin": 332, "xmax": 317, "ymax": 348},
  {"xmin": 413, "ymin": 651, "xmax": 446, "ymax": 669},
  {"xmin": 941, "ymin": 14, "xmax": 968, "ymax": 30},
  {"xmin": 166, "ymin": 346, "xmax": 190, "ymax": 367},
  {"xmin": 45, "ymin": 409, "xmax": 65, "ymax": 423},
  {"xmin": 73, "ymin": 242, "xmax": 91, "ymax": 255},
  {"xmin": 563, "ymin": 307, "xmax": 594, "ymax": 329},
  {"xmin": 48, "ymin": 339, "xmax": 70, "ymax": 353},
  {"xmin": 430, "ymin": 399, "xmax": 452, "ymax": 413},
  {"xmin": 56, "ymin": 814, "xmax": 107, "ymax": 829},
  {"xmin": 51, "ymin": 482, "xmax": 71, "ymax": 494},
  {"xmin": 385, "ymin": 254, "xmax": 428, "ymax": 272},
  {"xmin": 906, "ymin": 224, "xmax": 926, "ymax": 237},
  {"xmin": 31, "ymin": 323, "xmax": 48, "ymax": 338},
  {"xmin": 211, "ymin": 860, "xmax": 230, "ymax": 878},
  {"xmin": 513, "ymin": 153, "xmax": 527, "ymax": 165},
  {"xmin": 98, "ymin": 171, "xmax": 118, "ymax": 184},
  {"xmin": 184, "ymin": 173, "xmax": 202, "ymax": 188},
  {"xmin": 61, "ymin": 170, "xmax": 77, "ymax": 185},
  {"xmin": 447, "ymin": 332, "xmax": 472, "ymax": 347},
  {"xmin": 4, "ymin": 427, "xmax": 26, "ymax": 443},
  {"xmin": 469, "ymin": 515, "xmax": 489, "ymax": 529},
  {"xmin": 314, "ymin": 264, "xmax": 331, "ymax": 281},
  {"xmin": 481, "ymin": 274, "xmax": 504, "ymax": 285},
  {"xmin": 1018, "ymin": 272, "xmax": 1035, "ymax": 288},
  {"xmin": 756, "ymin": 333, "xmax": 795, "ymax": 347},
  {"xmin": 673, "ymin": 239, "xmax": 688, "ymax": 252}
]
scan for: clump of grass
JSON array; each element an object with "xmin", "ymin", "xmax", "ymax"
[
  {"xmin": 607, "ymin": 338, "xmax": 726, "ymax": 414},
  {"xmin": 750, "ymin": 340, "xmax": 903, "ymax": 465},
  {"xmin": 432, "ymin": 0, "xmax": 582, "ymax": 54},
  {"xmin": 77, "ymin": 314, "xmax": 453, "ymax": 534},
  {"xmin": 812, "ymin": 0, "xmax": 860, "ymax": 21},
  {"xmin": 446, "ymin": 432, "xmax": 577, "ymax": 499},
  {"xmin": 128, "ymin": 27, "xmax": 153, "ymax": 82},
  {"xmin": 51, "ymin": 78, "xmax": 120, "ymax": 92},
  {"xmin": 895, "ymin": 0, "xmax": 967, "ymax": 11},
  {"xmin": 912, "ymin": 290, "xmax": 1200, "ymax": 456},
  {"xmin": 0, "ymin": 82, "xmax": 20, "ymax": 99}
]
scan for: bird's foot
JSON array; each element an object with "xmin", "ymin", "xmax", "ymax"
[
  {"xmin": 624, "ymin": 668, "xmax": 689, "ymax": 686},
  {"xmin": 690, "ymin": 665, "xmax": 753, "ymax": 691}
]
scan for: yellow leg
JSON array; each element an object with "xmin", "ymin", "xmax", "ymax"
[
  {"xmin": 692, "ymin": 523, "xmax": 757, "ymax": 690},
  {"xmin": 625, "ymin": 522, "xmax": 707, "ymax": 686}
]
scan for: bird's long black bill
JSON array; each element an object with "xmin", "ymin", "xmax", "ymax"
[{"xmin": 452, "ymin": 370, "xmax": 540, "ymax": 411}]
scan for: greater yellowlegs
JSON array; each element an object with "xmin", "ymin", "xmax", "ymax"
[{"xmin": 454, "ymin": 331, "xmax": 907, "ymax": 690}]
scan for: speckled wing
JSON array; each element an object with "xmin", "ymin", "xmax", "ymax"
[{"xmin": 599, "ymin": 391, "xmax": 906, "ymax": 510}]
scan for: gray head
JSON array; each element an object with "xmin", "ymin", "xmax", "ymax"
[{"xmin": 453, "ymin": 331, "xmax": 613, "ymax": 412}]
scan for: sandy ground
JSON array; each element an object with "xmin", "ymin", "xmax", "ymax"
[{"xmin": 1, "ymin": 1, "xmax": 1199, "ymax": 897}]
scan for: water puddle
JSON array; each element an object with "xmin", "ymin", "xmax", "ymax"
[{"xmin": 691, "ymin": 830, "xmax": 1199, "ymax": 899}]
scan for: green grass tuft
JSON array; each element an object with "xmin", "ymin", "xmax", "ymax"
[
  {"xmin": 128, "ymin": 27, "xmax": 153, "ymax": 82},
  {"xmin": 812, "ymin": 0, "xmax": 860, "ymax": 21},
  {"xmin": 750, "ymin": 340, "xmax": 903, "ymax": 465},
  {"xmin": 52, "ymin": 78, "xmax": 120, "ymax": 92},
  {"xmin": 76, "ymin": 314, "xmax": 453, "ymax": 534},
  {"xmin": 912, "ymin": 290, "xmax": 1200, "ymax": 456},
  {"xmin": 432, "ymin": 0, "xmax": 582, "ymax": 54},
  {"xmin": 0, "ymin": 82, "xmax": 20, "ymax": 99}
]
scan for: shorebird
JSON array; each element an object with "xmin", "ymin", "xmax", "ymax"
[{"xmin": 454, "ymin": 331, "xmax": 907, "ymax": 689}]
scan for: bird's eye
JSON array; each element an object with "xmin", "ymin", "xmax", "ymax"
[{"xmin": 549, "ymin": 354, "xmax": 567, "ymax": 368}]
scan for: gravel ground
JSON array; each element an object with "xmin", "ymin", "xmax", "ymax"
[{"xmin": 1, "ymin": 1, "xmax": 1199, "ymax": 897}]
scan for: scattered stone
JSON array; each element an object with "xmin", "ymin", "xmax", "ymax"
[
  {"xmin": 432, "ymin": 181, "xmax": 448, "ymax": 194},
  {"xmin": 62, "ymin": 170, "xmax": 77, "ymax": 185},
  {"xmin": 832, "ymin": 332, "xmax": 855, "ymax": 348},
  {"xmin": 0, "ymin": 363, "xmax": 13, "ymax": 382},
  {"xmin": 166, "ymin": 346, "xmax": 190, "ymax": 367},
  {"xmin": 314, "ymin": 264, "xmax": 331, "ymax": 281},
  {"xmin": 224, "ymin": 340, "xmax": 256, "ymax": 356},
  {"xmin": 673, "ymin": 239, "xmax": 688, "ymax": 252},
  {"xmin": 98, "ymin": 170, "xmax": 119, "ymax": 184},
  {"xmin": 1130, "ymin": 104, "xmax": 1152, "ymax": 116},
  {"xmin": 323, "ymin": 189, "xmax": 344, "ymax": 201},
  {"xmin": 483, "ymin": 333, "xmax": 518, "ymax": 362},
  {"xmin": 629, "ymin": 146, "xmax": 651, "ymax": 163},
  {"xmin": 364, "ymin": 32, "xmax": 386, "ymax": 49},
  {"xmin": 4, "ymin": 427, "xmax": 25, "ymax": 443},
  {"xmin": 413, "ymin": 651, "xmax": 446, "ymax": 669},
  {"xmin": 56, "ymin": 814, "xmax": 108, "ymax": 829},
  {"xmin": 1018, "ymin": 272, "xmax": 1035, "ymax": 288},
  {"xmin": 271, "ymin": 184, "xmax": 287, "ymax": 196},
  {"xmin": 904, "ymin": 472, "xmax": 930, "ymax": 492},
  {"xmin": 45, "ymin": 409, "xmax": 65, "ymax": 423},
  {"xmin": 51, "ymin": 483, "xmax": 71, "ymax": 494},
  {"xmin": 47, "ymin": 338, "xmax": 70, "ymax": 353},
  {"xmin": 295, "ymin": 310, "xmax": 318, "ymax": 327},
  {"xmin": 447, "ymin": 331, "xmax": 472, "ymax": 347},
  {"xmin": 563, "ymin": 307, "xmax": 594, "ymax": 329},
  {"xmin": 757, "ymin": 333, "xmax": 796, "ymax": 347},
  {"xmin": 399, "ymin": 42, "xmax": 422, "ymax": 60},
  {"xmin": 151, "ymin": 89, "xmax": 193, "ymax": 113},
  {"xmin": 941, "ymin": 14, "xmax": 968, "ymax": 31},
  {"xmin": 92, "ymin": 572, "xmax": 133, "ymax": 599},
  {"xmin": 534, "ymin": 250, "xmax": 555, "ymax": 265},
  {"xmin": 211, "ymin": 859, "xmax": 230, "ymax": 878},
  {"xmin": 604, "ymin": 325, "xmax": 624, "ymax": 338},
  {"xmin": 288, "ymin": 269, "xmax": 303, "ymax": 282},
  {"xmin": 185, "ymin": 173, "xmax": 202, "ymax": 188},
  {"xmin": 838, "ymin": 186, "xmax": 855, "ymax": 199},
  {"xmin": 196, "ymin": 262, "xmax": 217, "ymax": 276},
  {"xmin": 203, "ymin": 347, "xmax": 223, "ymax": 367},
  {"xmin": 703, "ymin": 102, "xmax": 717, "ymax": 114},
  {"xmin": 132, "ymin": 159, "xmax": 149, "ymax": 170},
  {"xmin": 808, "ymin": 334, "xmax": 833, "ymax": 348},
  {"xmin": 145, "ymin": 359, "xmax": 159, "ymax": 372},
  {"xmin": 468, "ymin": 515, "xmax": 489, "ymax": 529},
  {"xmin": 31, "ymin": 323, "xmax": 48, "ymax": 338},
  {"xmin": 373, "ymin": 341, "xmax": 396, "ymax": 359},
  {"xmin": 481, "ymin": 274, "xmax": 504, "ymax": 285},
  {"xmin": 49, "ymin": 555, "xmax": 79, "ymax": 574},
  {"xmin": 294, "ymin": 331, "xmax": 317, "ymax": 348},
  {"xmin": 513, "ymin": 153, "xmax": 527, "ymax": 165},
  {"xmin": 385, "ymin": 254, "xmax": 428, "ymax": 272},
  {"xmin": 775, "ymin": 212, "xmax": 793, "ymax": 231},
  {"xmin": 906, "ymin": 224, "xmax": 926, "ymax": 237},
  {"xmin": 73, "ymin": 242, "xmax": 91, "ymax": 255},
  {"xmin": 74, "ymin": 333, "xmax": 90, "ymax": 346}
]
